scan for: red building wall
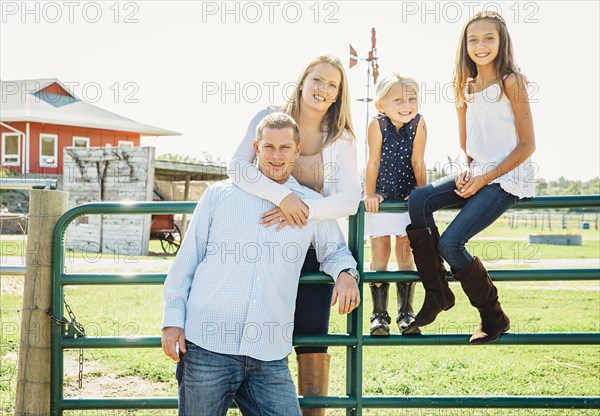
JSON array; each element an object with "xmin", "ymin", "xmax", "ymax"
[{"xmin": 0, "ymin": 122, "xmax": 141, "ymax": 175}]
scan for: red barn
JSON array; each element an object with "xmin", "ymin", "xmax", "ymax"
[{"xmin": 0, "ymin": 78, "xmax": 179, "ymax": 175}]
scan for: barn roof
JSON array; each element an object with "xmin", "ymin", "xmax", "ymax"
[{"xmin": 0, "ymin": 78, "xmax": 180, "ymax": 136}]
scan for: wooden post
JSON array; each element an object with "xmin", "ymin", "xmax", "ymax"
[{"xmin": 15, "ymin": 189, "xmax": 68, "ymax": 416}]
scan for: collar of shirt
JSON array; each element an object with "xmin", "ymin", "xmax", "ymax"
[{"xmin": 276, "ymin": 176, "xmax": 307, "ymax": 196}]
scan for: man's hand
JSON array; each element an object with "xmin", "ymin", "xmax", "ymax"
[
  {"xmin": 161, "ymin": 326, "xmax": 186, "ymax": 362},
  {"xmin": 260, "ymin": 206, "xmax": 291, "ymax": 231},
  {"xmin": 331, "ymin": 272, "xmax": 361, "ymax": 314}
]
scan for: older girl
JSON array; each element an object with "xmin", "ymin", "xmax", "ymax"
[{"xmin": 407, "ymin": 11, "xmax": 536, "ymax": 344}]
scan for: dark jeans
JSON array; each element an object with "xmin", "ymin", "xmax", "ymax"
[
  {"xmin": 293, "ymin": 248, "xmax": 333, "ymax": 354},
  {"xmin": 176, "ymin": 342, "xmax": 301, "ymax": 416},
  {"xmin": 408, "ymin": 174, "xmax": 519, "ymax": 272}
]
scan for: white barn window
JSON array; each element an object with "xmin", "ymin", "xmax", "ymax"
[
  {"xmin": 40, "ymin": 133, "xmax": 58, "ymax": 167},
  {"xmin": 2, "ymin": 133, "xmax": 20, "ymax": 166},
  {"xmin": 73, "ymin": 136, "xmax": 90, "ymax": 148},
  {"xmin": 118, "ymin": 140, "xmax": 134, "ymax": 148}
]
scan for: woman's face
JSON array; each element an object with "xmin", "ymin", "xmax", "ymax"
[{"xmin": 299, "ymin": 62, "xmax": 342, "ymax": 114}]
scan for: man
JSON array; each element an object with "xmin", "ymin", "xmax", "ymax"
[{"xmin": 161, "ymin": 112, "xmax": 360, "ymax": 416}]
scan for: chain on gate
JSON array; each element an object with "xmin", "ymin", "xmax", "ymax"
[{"xmin": 48, "ymin": 299, "xmax": 86, "ymax": 388}]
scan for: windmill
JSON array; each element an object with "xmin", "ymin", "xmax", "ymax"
[{"xmin": 349, "ymin": 27, "xmax": 380, "ymax": 177}]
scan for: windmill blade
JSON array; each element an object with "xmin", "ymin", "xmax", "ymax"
[
  {"xmin": 372, "ymin": 61, "xmax": 380, "ymax": 84},
  {"xmin": 371, "ymin": 27, "xmax": 377, "ymax": 50},
  {"xmin": 349, "ymin": 44, "xmax": 358, "ymax": 68}
]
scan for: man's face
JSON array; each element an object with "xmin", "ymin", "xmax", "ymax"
[{"xmin": 254, "ymin": 127, "xmax": 301, "ymax": 184}]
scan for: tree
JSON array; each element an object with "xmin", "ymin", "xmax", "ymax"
[
  {"xmin": 536, "ymin": 178, "xmax": 548, "ymax": 195},
  {"xmin": 157, "ymin": 152, "xmax": 223, "ymax": 166}
]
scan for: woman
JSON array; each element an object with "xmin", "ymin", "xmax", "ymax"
[{"xmin": 229, "ymin": 55, "xmax": 361, "ymax": 415}]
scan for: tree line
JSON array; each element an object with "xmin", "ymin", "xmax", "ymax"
[{"xmin": 535, "ymin": 177, "xmax": 599, "ymax": 196}]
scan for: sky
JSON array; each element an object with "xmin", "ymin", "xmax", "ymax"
[{"xmin": 1, "ymin": 0, "xmax": 599, "ymax": 181}]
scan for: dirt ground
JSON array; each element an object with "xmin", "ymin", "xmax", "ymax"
[
  {"xmin": 0, "ymin": 275, "xmax": 24, "ymax": 295},
  {"xmin": 2, "ymin": 351, "xmax": 172, "ymax": 399},
  {"xmin": 63, "ymin": 353, "xmax": 172, "ymax": 398}
]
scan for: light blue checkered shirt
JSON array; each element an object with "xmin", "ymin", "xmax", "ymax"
[{"xmin": 162, "ymin": 178, "xmax": 356, "ymax": 361}]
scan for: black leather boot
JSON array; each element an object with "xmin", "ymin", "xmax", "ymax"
[
  {"xmin": 369, "ymin": 283, "xmax": 391, "ymax": 336},
  {"xmin": 406, "ymin": 225, "xmax": 455, "ymax": 328},
  {"xmin": 396, "ymin": 282, "xmax": 421, "ymax": 335},
  {"xmin": 453, "ymin": 257, "xmax": 510, "ymax": 344}
]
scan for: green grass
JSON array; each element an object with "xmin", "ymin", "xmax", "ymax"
[
  {"xmin": 433, "ymin": 211, "xmax": 599, "ymax": 239},
  {"xmin": 362, "ymin": 239, "xmax": 600, "ymax": 266},
  {"xmin": 0, "ymin": 239, "xmax": 175, "ymax": 261},
  {"xmin": 2, "ymin": 231, "xmax": 599, "ymax": 266},
  {"xmin": 360, "ymin": 213, "xmax": 600, "ymax": 265},
  {"xmin": 1, "ymin": 216, "xmax": 599, "ymax": 415},
  {"xmin": 1, "ymin": 279, "xmax": 598, "ymax": 415}
]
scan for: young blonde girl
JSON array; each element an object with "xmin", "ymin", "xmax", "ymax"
[
  {"xmin": 364, "ymin": 74, "xmax": 427, "ymax": 336},
  {"xmin": 406, "ymin": 11, "xmax": 536, "ymax": 343}
]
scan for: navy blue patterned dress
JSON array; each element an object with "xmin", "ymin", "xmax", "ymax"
[{"xmin": 375, "ymin": 113, "xmax": 421, "ymax": 200}]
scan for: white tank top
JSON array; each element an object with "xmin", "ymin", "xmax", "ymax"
[{"xmin": 465, "ymin": 80, "xmax": 535, "ymax": 198}]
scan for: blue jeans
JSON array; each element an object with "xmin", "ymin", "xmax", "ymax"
[
  {"xmin": 176, "ymin": 342, "xmax": 301, "ymax": 416},
  {"xmin": 408, "ymin": 175, "xmax": 519, "ymax": 272}
]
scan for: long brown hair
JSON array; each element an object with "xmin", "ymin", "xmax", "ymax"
[
  {"xmin": 285, "ymin": 55, "xmax": 356, "ymax": 147},
  {"xmin": 453, "ymin": 11, "xmax": 523, "ymax": 107}
]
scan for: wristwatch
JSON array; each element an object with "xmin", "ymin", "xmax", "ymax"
[{"xmin": 340, "ymin": 268, "xmax": 360, "ymax": 283}]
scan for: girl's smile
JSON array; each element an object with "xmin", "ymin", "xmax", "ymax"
[
  {"xmin": 466, "ymin": 20, "xmax": 500, "ymax": 66},
  {"xmin": 376, "ymin": 82, "xmax": 419, "ymax": 129}
]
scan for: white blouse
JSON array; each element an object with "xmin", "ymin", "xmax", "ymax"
[
  {"xmin": 466, "ymin": 82, "xmax": 535, "ymax": 199},
  {"xmin": 228, "ymin": 107, "xmax": 361, "ymax": 220}
]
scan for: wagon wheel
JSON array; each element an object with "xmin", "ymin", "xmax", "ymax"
[{"xmin": 160, "ymin": 224, "xmax": 181, "ymax": 254}]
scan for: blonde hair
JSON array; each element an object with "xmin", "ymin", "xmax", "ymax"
[
  {"xmin": 256, "ymin": 112, "xmax": 300, "ymax": 144},
  {"xmin": 453, "ymin": 11, "xmax": 525, "ymax": 107},
  {"xmin": 374, "ymin": 73, "xmax": 420, "ymax": 109},
  {"xmin": 285, "ymin": 55, "xmax": 356, "ymax": 147}
]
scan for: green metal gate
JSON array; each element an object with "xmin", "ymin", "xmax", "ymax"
[{"xmin": 51, "ymin": 195, "xmax": 600, "ymax": 415}]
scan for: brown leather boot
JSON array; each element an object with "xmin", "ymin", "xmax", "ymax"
[
  {"xmin": 369, "ymin": 283, "xmax": 391, "ymax": 336},
  {"xmin": 406, "ymin": 226, "xmax": 455, "ymax": 328},
  {"xmin": 396, "ymin": 282, "xmax": 421, "ymax": 335},
  {"xmin": 453, "ymin": 257, "xmax": 510, "ymax": 344},
  {"xmin": 297, "ymin": 353, "xmax": 331, "ymax": 416}
]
